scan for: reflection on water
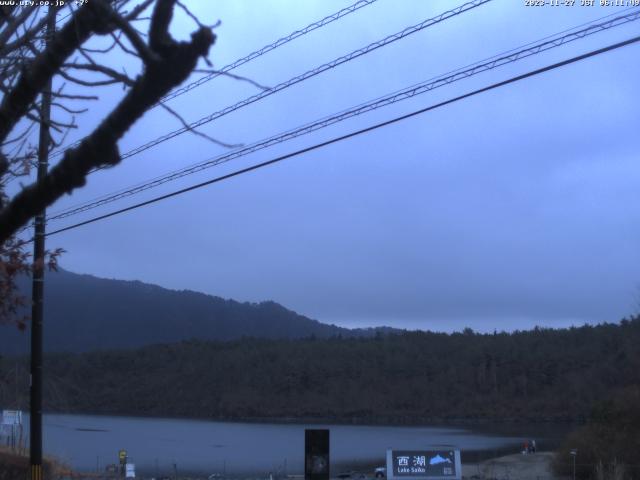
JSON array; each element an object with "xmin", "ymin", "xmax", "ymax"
[{"xmin": 20, "ymin": 413, "xmax": 559, "ymax": 475}]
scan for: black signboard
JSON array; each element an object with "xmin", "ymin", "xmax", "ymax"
[
  {"xmin": 387, "ymin": 450, "xmax": 460, "ymax": 480},
  {"xmin": 305, "ymin": 429, "xmax": 329, "ymax": 480}
]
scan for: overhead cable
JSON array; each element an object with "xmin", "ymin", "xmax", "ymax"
[
  {"xmin": 38, "ymin": 33, "xmax": 640, "ymax": 239},
  {"xmin": 162, "ymin": 0, "xmax": 380, "ymax": 104},
  {"xmin": 48, "ymin": 0, "xmax": 380, "ymax": 159},
  {"xmin": 104, "ymin": 0, "xmax": 492, "ymax": 162},
  {"xmin": 41, "ymin": 8, "xmax": 640, "ymax": 225}
]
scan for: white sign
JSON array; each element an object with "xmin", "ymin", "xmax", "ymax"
[
  {"xmin": 125, "ymin": 463, "xmax": 136, "ymax": 478},
  {"xmin": 1, "ymin": 410, "xmax": 22, "ymax": 425}
]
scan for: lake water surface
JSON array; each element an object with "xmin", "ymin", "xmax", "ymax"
[{"xmin": 17, "ymin": 413, "xmax": 564, "ymax": 475}]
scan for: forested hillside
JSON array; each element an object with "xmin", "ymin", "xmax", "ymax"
[
  {"xmin": 0, "ymin": 269, "xmax": 381, "ymax": 354},
  {"xmin": 2, "ymin": 318, "xmax": 639, "ymax": 423}
]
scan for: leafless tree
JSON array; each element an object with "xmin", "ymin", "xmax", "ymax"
[{"xmin": 0, "ymin": 0, "xmax": 218, "ymax": 326}]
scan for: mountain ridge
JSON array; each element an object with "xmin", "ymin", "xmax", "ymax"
[{"xmin": 0, "ymin": 268, "xmax": 399, "ymax": 354}]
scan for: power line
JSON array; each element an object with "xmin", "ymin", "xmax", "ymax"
[
  {"xmin": 41, "ymin": 8, "xmax": 640, "ymax": 225},
  {"xmin": 48, "ymin": 0, "xmax": 380, "ymax": 159},
  {"xmin": 98, "ymin": 0, "xmax": 492, "ymax": 163},
  {"xmin": 40, "ymin": 7, "xmax": 640, "ymax": 224},
  {"xmin": 162, "ymin": 0, "xmax": 380, "ymax": 104},
  {"xmin": 39, "ymin": 33, "xmax": 640, "ymax": 240}
]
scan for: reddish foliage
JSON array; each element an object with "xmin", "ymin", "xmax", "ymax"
[
  {"xmin": 0, "ymin": 236, "xmax": 30, "ymax": 329},
  {"xmin": 0, "ymin": 234, "xmax": 65, "ymax": 329}
]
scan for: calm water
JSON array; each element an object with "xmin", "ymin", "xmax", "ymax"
[{"xmin": 15, "ymin": 413, "xmax": 561, "ymax": 475}]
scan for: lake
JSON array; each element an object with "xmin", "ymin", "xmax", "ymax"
[{"xmin": 14, "ymin": 413, "xmax": 566, "ymax": 476}]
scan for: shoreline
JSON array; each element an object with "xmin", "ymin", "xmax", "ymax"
[
  {"xmin": 1, "ymin": 446, "xmax": 557, "ymax": 480},
  {"xmin": 10, "ymin": 407, "xmax": 583, "ymax": 428}
]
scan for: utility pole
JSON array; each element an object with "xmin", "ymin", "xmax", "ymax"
[{"xmin": 30, "ymin": 7, "xmax": 55, "ymax": 480}]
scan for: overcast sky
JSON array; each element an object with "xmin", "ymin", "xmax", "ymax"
[{"xmin": 14, "ymin": 0, "xmax": 640, "ymax": 332}]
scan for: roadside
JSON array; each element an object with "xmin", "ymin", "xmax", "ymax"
[
  {"xmin": 462, "ymin": 452, "xmax": 556, "ymax": 480},
  {"xmin": 0, "ymin": 448, "xmax": 558, "ymax": 480},
  {"xmin": 0, "ymin": 445, "xmax": 72, "ymax": 480}
]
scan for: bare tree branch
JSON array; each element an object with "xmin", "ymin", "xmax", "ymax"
[
  {"xmin": 0, "ymin": 0, "xmax": 233, "ymax": 327},
  {"xmin": 0, "ymin": 5, "xmax": 17, "ymax": 30},
  {"xmin": 109, "ymin": 30, "xmax": 141, "ymax": 59},
  {"xmin": 159, "ymin": 101, "xmax": 241, "ymax": 149},
  {"xmin": 149, "ymin": 0, "xmax": 174, "ymax": 53},
  {"xmin": 80, "ymin": 32, "xmax": 121, "ymax": 54},
  {"xmin": 194, "ymin": 68, "xmax": 270, "ymax": 91},
  {"xmin": 0, "ymin": 0, "xmax": 117, "ymax": 143},
  {"xmin": 176, "ymin": 0, "xmax": 211, "ymax": 30},
  {"xmin": 51, "ymin": 102, "xmax": 88, "ymax": 115},
  {"xmin": 52, "ymin": 91, "xmax": 99, "ymax": 101},
  {"xmin": 57, "ymin": 69, "xmax": 122, "ymax": 87},
  {"xmin": 0, "ymin": 0, "xmax": 216, "ymax": 243},
  {"xmin": 1, "ymin": 121, "xmax": 36, "ymax": 147},
  {"xmin": 62, "ymin": 63, "xmax": 136, "ymax": 86},
  {"xmin": 0, "ymin": 5, "xmax": 37, "ymax": 49},
  {"xmin": 124, "ymin": 0, "xmax": 156, "ymax": 21},
  {"xmin": 0, "ymin": 13, "xmax": 48, "ymax": 56},
  {"xmin": 105, "ymin": 10, "xmax": 160, "ymax": 64}
]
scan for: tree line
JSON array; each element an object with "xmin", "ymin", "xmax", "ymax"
[{"xmin": 1, "ymin": 317, "xmax": 639, "ymax": 423}]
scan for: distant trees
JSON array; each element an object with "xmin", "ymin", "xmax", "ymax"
[
  {"xmin": 2, "ymin": 317, "xmax": 639, "ymax": 423},
  {"xmin": 553, "ymin": 385, "xmax": 640, "ymax": 479},
  {"xmin": 0, "ymin": 0, "xmax": 217, "ymax": 326}
]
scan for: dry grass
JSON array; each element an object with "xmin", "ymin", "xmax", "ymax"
[
  {"xmin": 462, "ymin": 452, "xmax": 557, "ymax": 480},
  {"xmin": 0, "ymin": 445, "xmax": 76, "ymax": 480}
]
